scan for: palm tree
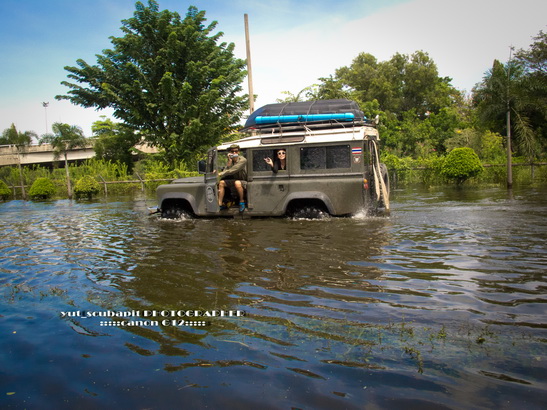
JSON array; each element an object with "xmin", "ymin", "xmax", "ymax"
[
  {"xmin": 40, "ymin": 122, "xmax": 87, "ymax": 199},
  {"xmin": 1, "ymin": 124, "xmax": 37, "ymax": 199},
  {"xmin": 474, "ymin": 58, "xmax": 544, "ymax": 162},
  {"xmin": 515, "ymin": 30, "xmax": 547, "ymax": 158}
]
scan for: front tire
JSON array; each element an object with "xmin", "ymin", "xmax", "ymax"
[{"xmin": 161, "ymin": 207, "xmax": 190, "ymax": 219}]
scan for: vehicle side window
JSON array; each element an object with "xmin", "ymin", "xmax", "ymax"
[
  {"xmin": 300, "ymin": 145, "xmax": 350, "ymax": 170},
  {"xmin": 252, "ymin": 149, "xmax": 276, "ymax": 172},
  {"xmin": 327, "ymin": 145, "xmax": 351, "ymax": 168}
]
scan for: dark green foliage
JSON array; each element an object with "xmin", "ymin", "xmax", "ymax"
[
  {"xmin": 441, "ymin": 148, "xmax": 484, "ymax": 184},
  {"xmin": 294, "ymin": 50, "xmax": 469, "ymax": 158},
  {"xmin": 0, "ymin": 180, "xmax": 11, "ymax": 200},
  {"xmin": 74, "ymin": 176, "xmax": 100, "ymax": 199},
  {"xmin": 1, "ymin": 123, "xmax": 36, "ymax": 146},
  {"xmin": 1, "ymin": 124, "xmax": 38, "ymax": 199},
  {"xmin": 40, "ymin": 122, "xmax": 88, "ymax": 199},
  {"xmin": 92, "ymin": 117, "xmax": 139, "ymax": 171},
  {"xmin": 57, "ymin": 1, "xmax": 248, "ymax": 165},
  {"xmin": 28, "ymin": 178, "xmax": 56, "ymax": 200},
  {"xmin": 474, "ymin": 30, "xmax": 547, "ymax": 161},
  {"xmin": 445, "ymin": 129, "xmax": 505, "ymax": 162},
  {"xmin": 332, "ymin": 51, "xmax": 459, "ymax": 119},
  {"xmin": 40, "ymin": 122, "xmax": 88, "ymax": 159}
]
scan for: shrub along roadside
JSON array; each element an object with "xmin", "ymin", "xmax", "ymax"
[
  {"xmin": 0, "ymin": 158, "xmax": 198, "ymax": 199},
  {"xmin": 28, "ymin": 178, "xmax": 56, "ymax": 200},
  {"xmin": 0, "ymin": 180, "xmax": 11, "ymax": 200},
  {"xmin": 0, "ymin": 155, "xmax": 545, "ymax": 200},
  {"xmin": 441, "ymin": 147, "xmax": 484, "ymax": 184},
  {"xmin": 74, "ymin": 175, "xmax": 100, "ymax": 199}
]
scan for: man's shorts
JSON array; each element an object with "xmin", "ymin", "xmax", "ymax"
[{"xmin": 222, "ymin": 179, "xmax": 247, "ymax": 189}]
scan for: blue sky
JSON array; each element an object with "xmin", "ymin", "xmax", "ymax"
[{"xmin": 1, "ymin": 0, "xmax": 545, "ymax": 138}]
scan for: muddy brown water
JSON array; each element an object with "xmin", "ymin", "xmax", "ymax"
[{"xmin": 1, "ymin": 184, "xmax": 546, "ymax": 409}]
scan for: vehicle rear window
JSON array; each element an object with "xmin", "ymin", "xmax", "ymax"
[{"xmin": 300, "ymin": 145, "xmax": 350, "ymax": 170}]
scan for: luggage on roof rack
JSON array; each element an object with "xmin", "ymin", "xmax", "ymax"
[{"xmin": 242, "ymin": 99, "xmax": 365, "ymax": 131}]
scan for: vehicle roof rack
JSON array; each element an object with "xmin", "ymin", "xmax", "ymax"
[{"xmin": 240, "ymin": 99, "xmax": 369, "ymax": 133}]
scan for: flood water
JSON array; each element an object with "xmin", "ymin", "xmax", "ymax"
[{"xmin": 1, "ymin": 184, "xmax": 546, "ymax": 409}]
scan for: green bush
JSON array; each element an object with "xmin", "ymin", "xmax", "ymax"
[
  {"xmin": 28, "ymin": 177, "xmax": 56, "ymax": 200},
  {"xmin": 441, "ymin": 147, "xmax": 484, "ymax": 184},
  {"xmin": 74, "ymin": 175, "xmax": 100, "ymax": 199},
  {"xmin": 0, "ymin": 180, "xmax": 11, "ymax": 200}
]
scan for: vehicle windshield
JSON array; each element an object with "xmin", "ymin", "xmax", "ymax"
[
  {"xmin": 217, "ymin": 150, "xmax": 229, "ymax": 171},
  {"xmin": 206, "ymin": 149, "xmax": 217, "ymax": 174}
]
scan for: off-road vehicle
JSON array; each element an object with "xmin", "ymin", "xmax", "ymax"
[{"xmin": 156, "ymin": 99, "xmax": 389, "ymax": 218}]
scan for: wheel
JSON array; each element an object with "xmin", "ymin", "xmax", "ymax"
[
  {"xmin": 380, "ymin": 163, "xmax": 390, "ymax": 193},
  {"xmin": 161, "ymin": 207, "xmax": 189, "ymax": 219},
  {"xmin": 290, "ymin": 206, "xmax": 329, "ymax": 219}
]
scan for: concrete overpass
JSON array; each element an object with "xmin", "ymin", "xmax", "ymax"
[{"xmin": 0, "ymin": 143, "xmax": 157, "ymax": 167}]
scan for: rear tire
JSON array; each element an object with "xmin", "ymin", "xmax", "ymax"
[
  {"xmin": 290, "ymin": 206, "xmax": 329, "ymax": 219},
  {"xmin": 379, "ymin": 163, "xmax": 390, "ymax": 208}
]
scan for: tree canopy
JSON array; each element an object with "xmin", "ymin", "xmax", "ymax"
[
  {"xmin": 1, "ymin": 124, "xmax": 36, "ymax": 147},
  {"xmin": 56, "ymin": 1, "xmax": 248, "ymax": 164},
  {"xmin": 92, "ymin": 117, "xmax": 140, "ymax": 171},
  {"xmin": 280, "ymin": 32, "xmax": 546, "ymax": 162},
  {"xmin": 326, "ymin": 51, "xmax": 458, "ymax": 119},
  {"xmin": 304, "ymin": 50, "xmax": 466, "ymax": 157},
  {"xmin": 40, "ymin": 122, "xmax": 88, "ymax": 161},
  {"xmin": 40, "ymin": 122, "xmax": 88, "ymax": 198},
  {"xmin": 1, "ymin": 124, "xmax": 37, "ymax": 199},
  {"xmin": 473, "ymin": 31, "xmax": 547, "ymax": 160}
]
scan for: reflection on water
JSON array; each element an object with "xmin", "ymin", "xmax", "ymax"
[{"xmin": 1, "ymin": 186, "xmax": 546, "ymax": 409}]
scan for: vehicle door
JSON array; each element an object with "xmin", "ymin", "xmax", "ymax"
[
  {"xmin": 247, "ymin": 148, "xmax": 290, "ymax": 215},
  {"xmin": 204, "ymin": 148, "xmax": 219, "ymax": 213}
]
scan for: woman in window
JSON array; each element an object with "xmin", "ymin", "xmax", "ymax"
[{"xmin": 264, "ymin": 149, "xmax": 287, "ymax": 173}]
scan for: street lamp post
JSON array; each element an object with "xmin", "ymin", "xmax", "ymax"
[
  {"xmin": 506, "ymin": 47, "xmax": 513, "ymax": 190},
  {"xmin": 42, "ymin": 102, "xmax": 49, "ymax": 134}
]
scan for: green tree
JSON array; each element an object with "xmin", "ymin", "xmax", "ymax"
[
  {"xmin": 515, "ymin": 30, "xmax": 547, "ymax": 77},
  {"xmin": 515, "ymin": 30, "xmax": 547, "ymax": 155},
  {"xmin": 474, "ymin": 41, "xmax": 546, "ymax": 161},
  {"xmin": 445, "ymin": 129, "xmax": 505, "ymax": 162},
  {"xmin": 1, "ymin": 124, "xmax": 37, "ymax": 199},
  {"xmin": 40, "ymin": 122, "xmax": 88, "ymax": 199},
  {"xmin": 315, "ymin": 75, "xmax": 351, "ymax": 100},
  {"xmin": 56, "ymin": 1, "xmax": 248, "ymax": 165},
  {"xmin": 276, "ymin": 85, "xmax": 322, "ymax": 103},
  {"xmin": 92, "ymin": 117, "xmax": 140, "ymax": 171},
  {"xmin": 335, "ymin": 51, "xmax": 457, "ymax": 118},
  {"xmin": 308, "ymin": 50, "xmax": 464, "ymax": 157}
]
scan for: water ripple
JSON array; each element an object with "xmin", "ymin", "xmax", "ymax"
[{"xmin": 1, "ymin": 187, "xmax": 547, "ymax": 408}]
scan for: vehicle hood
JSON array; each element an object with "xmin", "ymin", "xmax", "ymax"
[{"xmin": 171, "ymin": 176, "xmax": 203, "ymax": 184}]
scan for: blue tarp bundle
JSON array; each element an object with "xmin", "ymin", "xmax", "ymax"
[{"xmin": 244, "ymin": 99, "xmax": 364, "ymax": 129}]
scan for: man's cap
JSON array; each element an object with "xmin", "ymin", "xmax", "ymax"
[{"xmin": 229, "ymin": 144, "xmax": 240, "ymax": 150}]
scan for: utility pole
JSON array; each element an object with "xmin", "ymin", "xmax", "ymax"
[
  {"xmin": 244, "ymin": 14, "xmax": 255, "ymax": 115},
  {"xmin": 506, "ymin": 47, "xmax": 514, "ymax": 189},
  {"xmin": 42, "ymin": 102, "xmax": 49, "ymax": 134}
]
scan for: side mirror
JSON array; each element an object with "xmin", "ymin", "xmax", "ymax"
[
  {"xmin": 197, "ymin": 160, "xmax": 206, "ymax": 174},
  {"xmin": 373, "ymin": 115, "xmax": 380, "ymax": 126}
]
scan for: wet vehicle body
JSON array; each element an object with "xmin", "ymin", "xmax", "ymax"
[{"xmin": 156, "ymin": 99, "xmax": 390, "ymax": 218}]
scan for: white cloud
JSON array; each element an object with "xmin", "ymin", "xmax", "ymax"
[
  {"xmin": 238, "ymin": 0, "xmax": 546, "ymax": 107},
  {"xmin": 1, "ymin": 0, "xmax": 545, "ymax": 136}
]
